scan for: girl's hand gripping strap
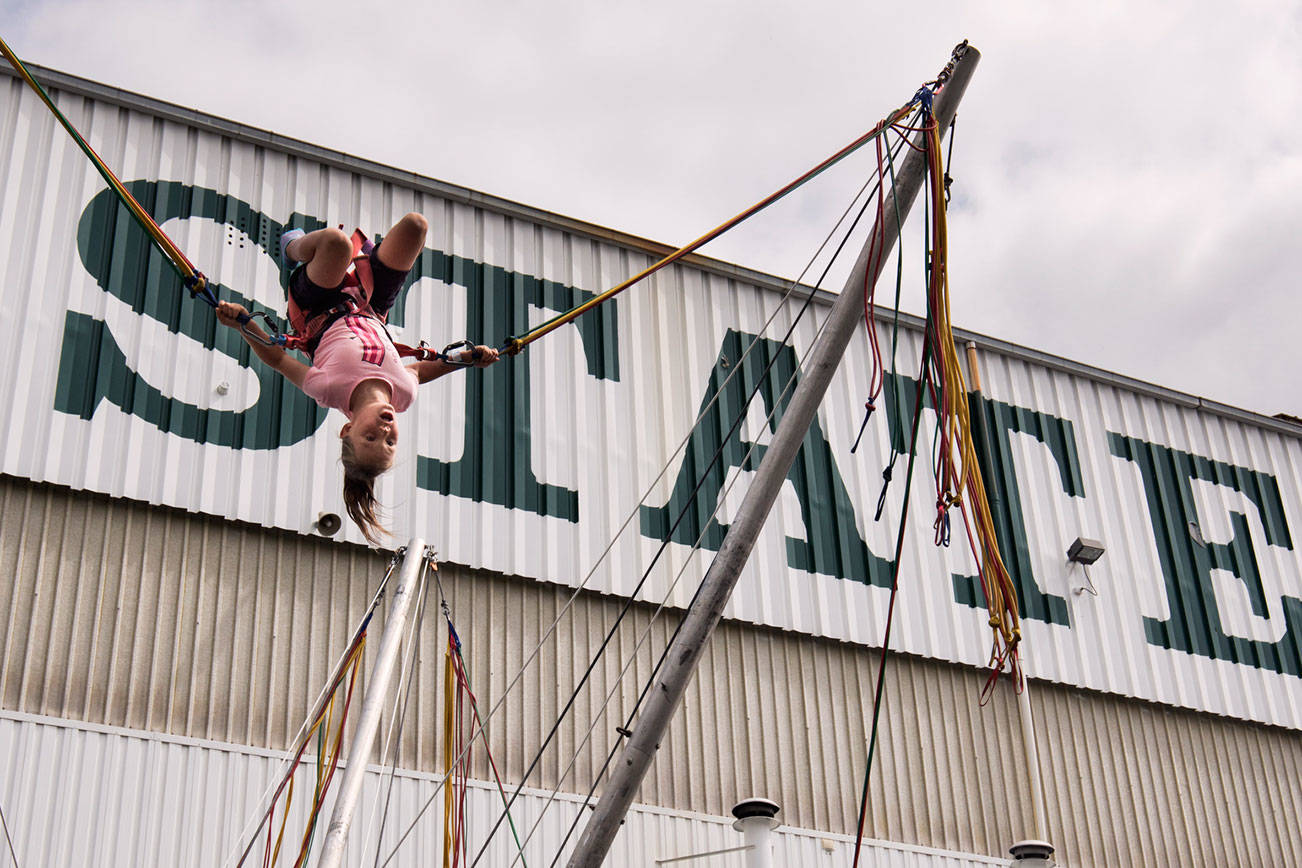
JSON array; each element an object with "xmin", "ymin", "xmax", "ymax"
[{"xmin": 436, "ymin": 339, "xmax": 482, "ymax": 367}]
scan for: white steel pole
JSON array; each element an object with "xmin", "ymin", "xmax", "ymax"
[
  {"xmin": 317, "ymin": 539, "xmax": 427, "ymax": 868},
  {"xmin": 966, "ymin": 341, "xmax": 1053, "ymax": 853},
  {"xmin": 567, "ymin": 44, "xmax": 980, "ymax": 868},
  {"xmin": 1017, "ymin": 657, "xmax": 1050, "ymax": 842}
]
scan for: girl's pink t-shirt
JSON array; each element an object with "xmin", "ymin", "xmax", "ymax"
[{"xmin": 301, "ymin": 315, "xmax": 418, "ymax": 418}]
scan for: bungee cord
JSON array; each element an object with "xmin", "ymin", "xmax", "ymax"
[
  {"xmin": 475, "ymin": 121, "xmax": 924, "ymax": 866},
  {"xmin": 224, "ymin": 552, "xmax": 403, "ymax": 868},
  {"xmin": 498, "ymin": 102, "xmax": 922, "ymax": 356},
  {"xmin": 0, "ymin": 36, "xmax": 211, "ymax": 300},
  {"xmin": 434, "ymin": 565, "xmax": 531, "ymax": 867},
  {"xmin": 374, "ymin": 125, "xmax": 910, "ymax": 868},
  {"xmin": 918, "ymin": 110, "xmax": 1020, "ymax": 671},
  {"xmin": 0, "ymin": 33, "xmax": 924, "ymax": 376},
  {"xmin": 462, "ymin": 140, "xmax": 909, "ymax": 868}
]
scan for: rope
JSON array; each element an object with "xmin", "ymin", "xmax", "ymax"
[
  {"xmin": 852, "ymin": 122, "xmax": 912, "ymax": 455},
  {"xmin": 465, "ymin": 145, "xmax": 896, "ymax": 868},
  {"xmin": 499, "ymin": 102, "xmax": 921, "ymax": 355},
  {"xmin": 0, "ymin": 37, "xmax": 208, "ymax": 297},
  {"xmin": 851, "ymin": 64, "xmax": 1020, "ymax": 859},
  {"xmin": 535, "ymin": 346, "xmax": 815, "ymax": 868},
  {"xmin": 518, "ymin": 165, "xmax": 894, "ymax": 867},
  {"xmin": 868, "ymin": 127, "xmax": 909, "ymax": 515},
  {"xmin": 917, "ymin": 113, "xmax": 1021, "ymax": 669},
  {"xmin": 443, "ymin": 643, "xmax": 463, "ymax": 868},
  {"xmin": 289, "ymin": 648, "xmax": 363, "ymax": 868},
  {"xmin": 0, "ymin": 795, "xmax": 17, "ymax": 868},
  {"xmin": 433, "ymin": 567, "xmax": 531, "ymax": 867},
  {"xmin": 850, "ymin": 340, "xmax": 929, "ymax": 868},
  {"xmin": 374, "ymin": 131, "xmax": 894, "ymax": 868},
  {"xmin": 224, "ymin": 551, "xmax": 403, "ymax": 868}
]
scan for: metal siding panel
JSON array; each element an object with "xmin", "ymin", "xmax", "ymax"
[
  {"xmin": 0, "ymin": 713, "xmax": 1005, "ymax": 868},
  {"xmin": 2, "ymin": 67, "xmax": 1302, "ymax": 859},
  {"xmin": 3, "ymin": 476, "xmax": 1302, "ymax": 863}
]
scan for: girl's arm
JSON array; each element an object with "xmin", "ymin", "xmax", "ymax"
[
  {"xmin": 216, "ymin": 301, "xmax": 310, "ymax": 389},
  {"xmin": 408, "ymin": 345, "xmax": 500, "ymax": 384}
]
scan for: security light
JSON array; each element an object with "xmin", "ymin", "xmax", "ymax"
[
  {"xmin": 1067, "ymin": 536, "xmax": 1104, "ymax": 596},
  {"xmin": 1067, "ymin": 537, "xmax": 1105, "ymax": 565}
]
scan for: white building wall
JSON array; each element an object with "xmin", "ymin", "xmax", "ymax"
[
  {"xmin": 3, "ymin": 65, "xmax": 1302, "ymax": 730},
  {"xmin": 0, "ymin": 711, "xmax": 1006, "ymax": 868}
]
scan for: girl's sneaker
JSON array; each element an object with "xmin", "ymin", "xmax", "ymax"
[{"xmin": 280, "ymin": 228, "xmax": 306, "ymax": 265}]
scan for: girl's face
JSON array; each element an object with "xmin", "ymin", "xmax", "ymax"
[{"xmin": 341, "ymin": 402, "xmax": 398, "ymax": 471}]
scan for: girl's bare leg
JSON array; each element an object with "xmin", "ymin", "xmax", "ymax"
[
  {"xmin": 375, "ymin": 212, "xmax": 429, "ymax": 271},
  {"xmin": 286, "ymin": 227, "xmax": 353, "ymax": 287}
]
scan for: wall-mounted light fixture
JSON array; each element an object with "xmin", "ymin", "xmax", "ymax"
[{"xmin": 1067, "ymin": 536, "xmax": 1104, "ymax": 596}]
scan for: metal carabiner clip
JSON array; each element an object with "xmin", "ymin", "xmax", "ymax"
[
  {"xmin": 438, "ymin": 339, "xmax": 482, "ymax": 367},
  {"xmin": 239, "ymin": 310, "xmax": 287, "ymax": 347}
]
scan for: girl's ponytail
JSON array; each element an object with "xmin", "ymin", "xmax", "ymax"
[{"xmin": 341, "ymin": 437, "xmax": 390, "ymax": 544}]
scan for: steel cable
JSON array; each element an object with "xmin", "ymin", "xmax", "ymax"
[
  {"xmin": 381, "ymin": 103, "xmax": 919, "ymax": 868},
  {"xmin": 504, "ymin": 138, "xmax": 913, "ymax": 867},
  {"xmin": 374, "ymin": 132, "xmax": 903, "ymax": 868}
]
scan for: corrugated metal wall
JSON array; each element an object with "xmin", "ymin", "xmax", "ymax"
[
  {"xmin": 3, "ymin": 474, "xmax": 1301, "ymax": 866},
  {"xmin": 0, "ymin": 712, "xmax": 1006, "ymax": 868},
  {"xmin": 4, "ymin": 64, "xmax": 1302, "ymax": 734}
]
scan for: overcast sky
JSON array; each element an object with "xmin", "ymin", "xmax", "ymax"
[{"xmin": 6, "ymin": 0, "xmax": 1301, "ymax": 417}]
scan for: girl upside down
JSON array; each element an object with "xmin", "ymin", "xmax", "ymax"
[{"xmin": 215, "ymin": 212, "xmax": 499, "ymax": 543}]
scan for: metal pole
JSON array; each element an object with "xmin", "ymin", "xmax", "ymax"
[
  {"xmin": 567, "ymin": 45, "xmax": 980, "ymax": 868},
  {"xmin": 1016, "ymin": 655, "xmax": 1051, "ymax": 842},
  {"xmin": 966, "ymin": 342, "xmax": 1052, "ymax": 846},
  {"xmin": 318, "ymin": 539, "xmax": 427, "ymax": 868}
]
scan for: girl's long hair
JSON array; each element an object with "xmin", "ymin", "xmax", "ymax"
[{"xmin": 340, "ymin": 436, "xmax": 390, "ymax": 544}]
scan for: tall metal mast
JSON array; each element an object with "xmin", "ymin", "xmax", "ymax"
[
  {"xmin": 318, "ymin": 539, "xmax": 428, "ymax": 868},
  {"xmin": 567, "ymin": 44, "xmax": 981, "ymax": 867}
]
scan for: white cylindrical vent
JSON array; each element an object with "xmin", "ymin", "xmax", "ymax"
[
  {"xmin": 731, "ymin": 798, "xmax": 780, "ymax": 868},
  {"xmin": 1009, "ymin": 839, "xmax": 1055, "ymax": 866}
]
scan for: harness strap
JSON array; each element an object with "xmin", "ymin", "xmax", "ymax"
[{"xmin": 277, "ymin": 228, "xmax": 477, "ymax": 365}]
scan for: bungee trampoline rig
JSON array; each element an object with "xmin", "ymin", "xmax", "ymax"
[{"xmin": 2, "ymin": 36, "xmax": 1047, "ymax": 868}]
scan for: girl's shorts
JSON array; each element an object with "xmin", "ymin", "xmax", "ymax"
[{"xmin": 288, "ymin": 243, "xmax": 409, "ymax": 320}]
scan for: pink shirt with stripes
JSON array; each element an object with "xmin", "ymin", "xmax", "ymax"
[{"xmin": 301, "ymin": 315, "xmax": 418, "ymax": 419}]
